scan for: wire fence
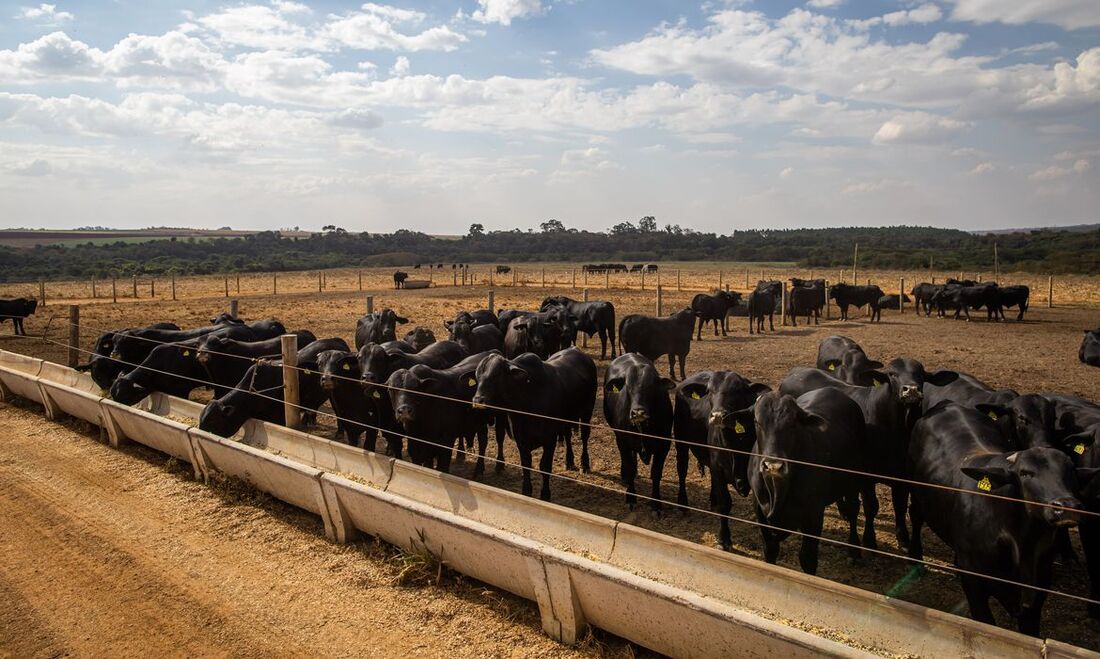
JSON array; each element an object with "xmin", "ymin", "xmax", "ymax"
[{"xmin": 0, "ymin": 312, "xmax": 1098, "ymax": 612}]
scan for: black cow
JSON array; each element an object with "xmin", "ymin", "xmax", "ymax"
[
  {"xmin": 829, "ymin": 283, "xmax": 885, "ymax": 321},
  {"xmin": 910, "ymin": 283, "xmax": 943, "ymax": 317},
  {"xmin": 358, "ymin": 340, "xmax": 469, "ymax": 456},
  {"xmin": 197, "ymin": 339, "xmax": 348, "ymax": 437},
  {"xmin": 747, "ymin": 282, "xmax": 780, "ymax": 334},
  {"xmin": 924, "ymin": 373, "xmax": 1061, "ymax": 451},
  {"xmin": 995, "ymin": 285, "xmax": 1030, "ymax": 321},
  {"xmin": 541, "ymin": 296, "xmax": 617, "ymax": 360},
  {"xmin": 196, "ymin": 331, "xmax": 316, "ymax": 399},
  {"xmin": 402, "ymin": 327, "xmax": 436, "ymax": 351},
  {"xmin": 503, "ymin": 309, "xmax": 574, "ymax": 360},
  {"xmin": 354, "ymin": 309, "xmax": 409, "ymax": 349},
  {"xmin": 690, "ymin": 291, "xmax": 742, "ymax": 339},
  {"xmin": 786, "ymin": 281, "xmax": 825, "ymax": 327},
  {"xmin": 877, "ymin": 293, "xmax": 911, "ymax": 310},
  {"xmin": 674, "ymin": 371, "xmax": 771, "ymax": 549},
  {"xmin": 447, "ymin": 309, "xmax": 499, "ymax": 331},
  {"xmin": 448, "ymin": 318, "xmax": 503, "ymax": 354},
  {"xmin": 496, "ymin": 309, "xmax": 533, "ymax": 334},
  {"xmin": 815, "ymin": 336, "xmax": 883, "ymax": 385},
  {"xmin": 496, "ymin": 265, "xmax": 511, "ymax": 274},
  {"xmin": 619, "ymin": 309, "xmax": 694, "ymax": 380},
  {"xmin": 78, "ymin": 321, "xmax": 180, "ymax": 388},
  {"xmin": 946, "ymin": 278, "xmax": 979, "ymax": 287},
  {"xmin": 316, "ymin": 349, "xmax": 373, "ymax": 447},
  {"xmin": 603, "ymin": 354, "xmax": 676, "ymax": 510},
  {"xmin": 930, "ymin": 283, "xmax": 1001, "ymax": 322},
  {"xmin": 738, "ymin": 389, "xmax": 867, "ymax": 574},
  {"xmin": 1083, "ymin": 329, "xmax": 1100, "ymax": 367},
  {"xmin": 393, "ymin": 271, "xmax": 409, "ymax": 289},
  {"xmin": 923, "ymin": 371, "xmax": 1018, "ymax": 412},
  {"xmin": 0, "ymin": 298, "xmax": 37, "ymax": 335},
  {"xmin": 388, "ymin": 351, "xmax": 503, "ymax": 478},
  {"xmin": 908, "ymin": 402, "xmax": 1093, "ymax": 635},
  {"xmin": 472, "ymin": 348, "xmax": 597, "ymax": 499}
]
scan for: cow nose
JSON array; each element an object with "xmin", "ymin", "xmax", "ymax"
[
  {"xmin": 708, "ymin": 411, "xmax": 724, "ymax": 426},
  {"xmin": 395, "ymin": 405, "xmax": 413, "ymax": 421},
  {"xmin": 630, "ymin": 408, "xmax": 648, "ymax": 422},
  {"xmin": 1049, "ymin": 497, "xmax": 1083, "ymax": 527},
  {"xmin": 321, "ymin": 377, "xmax": 335, "ymax": 391},
  {"xmin": 762, "ymin": 460, "xmax": 785, "ymax": 474},
  {"xmin": 196, "ymin": 352, "xmax": 209, "ymax": 364},
  {"xmin": 471, "ymin": 395, "xmax": 487, "ymax": 409}
]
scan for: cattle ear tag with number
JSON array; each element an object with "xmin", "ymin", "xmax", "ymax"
[
  {"xmin": 827, "ymin": 363, "xmax": 836, "ymax": 371},
  {"xmin": 610, "ymin": 384, "xmax": 620, "ymax": 394},
  {"xmin": 182, "ymin": 349, "xmax": 190, "ymax": 357},
  {"xmin": 873, "ymin": 379, "xmax": 882, "ymax": 387},
  {"xmin": 372, "ymin": 391, "xmax": 381, "ymax": 399},
  {"xmin": 987, "ymin": 410, "xmax": 999, "ymax": 421},
  {"xmin": 690, "ymin": 391, "xmax": 701, "ymax": 399},
  {"xmin": 1075, "ymin": 443, "xmax": 1087, "ymax": 455},
  {"xmin": 734, "ymin": 420, "xmax": 746, "ymax": 434},
  {"xmin": 977, "ymin": 476, "xmax": 992, "ymax": 491},
  {"xmin": 467, "ymin": 377, "xmax": 477, "ymax": 387},
  {"xmin": 342, "ymin": 363, "xmax": 350, "ymax": 371}
]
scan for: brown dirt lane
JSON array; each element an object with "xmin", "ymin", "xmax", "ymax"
[{"xmin": 0, "ymin": 400, "xmax": 637, "ymax": 658}]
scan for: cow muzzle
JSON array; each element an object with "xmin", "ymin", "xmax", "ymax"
[
  {"xmin": 708, "ymin": 411, "xmax": 725, "ymax": 426},
  {"xmin": 629, "ymin": 408, "xmax": 649, "ymax": 426},
  {"xmin": 761, "ymin": 459, "xmax": 786, "ymax": 475},
  {"xmin": 899, "ymin": 384, "xmax": 921, "ymax": 403},
  {"xmin": 471, "ymin": 395, "xmax": 488, "ymax": 410},
  {"xmin": 1047, "ymin": 497, "xmax": 1083, "ymax": 527}
]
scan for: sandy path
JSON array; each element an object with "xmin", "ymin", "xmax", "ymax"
[{"xmin": 0, "ymin": 401, "xmax": 619, "ymax": 658}]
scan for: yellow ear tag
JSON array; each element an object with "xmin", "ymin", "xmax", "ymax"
[
  {"xmin": 467, "ymin": 377, "xmax": 477, "ymax": 387},
  {"xmin": 734, "ymin": 420, "xmax": 746, "ymax": 434},
  {"xmin": 827, "ymin": 363, "xmax": 836, "ymax": 371},
  {"xmin": 690, "ymin": 391, "xmax": 701, "ymax": 399},
  {"xmin": 610, "ymin": 384, "xmax": 620, "ymax": 393},
  {"xmin": 342, "ymin": 363, "xmax": 350, "ymax": 371},
  {"xmin": 1075, "ymin": 443, "xmax": 1087, "ymax": 455},
  {"xmin": 987, "ymin": 411, "xmax": 999, "ymax": 421},
  {"xmin": 977, "ymin": 476, "xmax": 992, "ymax": 491},
  {"xmin": 372, "ymin": 391, "xmax": 381, "ymax": 399},
  {"xmin": 182, "ymin": 350, "xmax": 190, "ymax": 357},
  {"xmin": 873, "ymin": 379, "xmax": 882, "ymax": 387}
]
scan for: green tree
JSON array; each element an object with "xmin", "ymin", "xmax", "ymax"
[
  {"xmin": 540, "ymin": 218, "xmax": 566, "ymax": 233},
  {"xmin": 638, "ymin": 215, "xmax": 658, "ymax": 232},
  {"xmin": 468, "ymin": 223, "xmax": 485, "ymax": 237}
]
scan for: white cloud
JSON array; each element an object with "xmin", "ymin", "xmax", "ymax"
[
  {"xmin": 779, "ymin": 166, "xmax": 794, "ymax": 177},
  {"xmin": 806, "ymin": 0, "xmax": 844, "ymax": 8},
  {"xmin": 16, "ymin": 3, "xmax": 72, "ymax": 23},
  {"xmin": 948, "ymin": 0, "xmax": 1100, "ymax": 30},
  {"xmin": 1029, "ymin": 158, "xmax": 1091, "ymax": 180},
  {"xmin": 855, "ymin": 3, "xmax": 943, "ymax": 28},
  {"xmin": 391, "ymin": 55, "xmax": 410, "ymax": 76},
  {"xmin": 9, "ymin": 158, "xmax": 52, "ymax": 176},
  {"xmin": 0, "ymin": 31, "xmax": 103, "ymax": 81},
  {"xmin": 193, "ymin": 3, "xmax": 320, "ymax": 50},
  {"xmin": 969, "ymin": 162, "xmax": 995, "ymax": 175},
  {"xmin": 323, "ymin": 4, "xmax": 466, "ymax": 52},
  {"xmin": 471, "ymin": 0, "xmax": 543, "ymax": 26},
  {"xmin": 872, "ymin": 111, "xmax": 970, "ymax": 144}
]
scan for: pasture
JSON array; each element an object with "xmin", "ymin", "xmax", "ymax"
[{"xmin": 3, "ymin": 264, "xmax": 1100, "ymax": 651}]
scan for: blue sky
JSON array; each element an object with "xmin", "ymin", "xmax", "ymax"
[{"xmin": 1, "ymin": 0, "xmax": 1098, "ymax": 234}]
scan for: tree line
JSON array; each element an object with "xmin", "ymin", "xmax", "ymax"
[{"xmin": 1, "ymin": 220, "xmax": 1098, "ymax": 283}]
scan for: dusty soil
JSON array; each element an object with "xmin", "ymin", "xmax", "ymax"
[
  {"xmin": 3, "ymin": 268, "xmax": 1100, "ymax": 652},
  {"xmin": 0, "ymin": 400, "xmax": 642, "ymax": 658}
]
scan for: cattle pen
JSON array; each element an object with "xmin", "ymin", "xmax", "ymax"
[{"xmin": 2, "ymin": 264, "xmax": 1100, "ymax": 656}]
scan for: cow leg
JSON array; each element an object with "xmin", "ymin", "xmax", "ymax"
[
  {"xmin": 538, "ymin": 440, "xmax": 555, "ymax": 501},
  {"xmin": 748, "ymin": 314, "xmax": 754, "ymax": 335},
  {"xmin": 713, "ymin": 318, "xmax": 719, "ymax": 337},
  {"xmin": 454, "ymin": 433, "xmax": 467, "ymax": 464},
  {"xmin": 712, "ymin": 472, "xmax": 733, "ymax": 551},
  {"xmin": 667, "ymin": 354, "xmax": 676, "ymax": 380},
  {"xmin": 768, "ymin": 312, "xmax": 774, "ymax": 332},
  {"xmin": 798, "ymin": 514, "xmax": 825, "ymax": 575},
  {"xmin": 597, "ymin": 330, "xmax": 608, "ymax": 359},
  {"xmin": 891, "ymin": 485, "xmax": 911, "ymax": 548},
  {"xmin": 473, "ymin": 425, "xmax": 488, "ymax": 480},
  {"xmin": 721, "ymin": 315, "xmax": 727, "ymax": 336},
  {"xmin": 494, "ymin": 415, "xmax": 507, "ymax": 473},
  {"xmin": 907, "ymin": 497, "xmax": 925, "ymax": 561},
  {"xmin": 1016, "ymin": 558, "xmax": 1052, "ymax": 636},
  {"xmin": 616, "ymin": 435, "xmax": 638, "ymax": 509},
  {"xmin": 518, "ymin": 446, "xmax": 534, "ymax": 497},
  {"xmin": 959, "ymin": 576, "xmax": 996, "ymax": 626},
  {"xmin": 859, "ymin": 482, "xmax": 879, "ymax": 551},
  {"xmin": 648, "ymin": 439, "xmax": 670, "ymax": 513},
  {"xmin": 608, "ymin": 325, "xmax": 617, "ymax": 358},
  {"xmin": 756, "ymin": 505, "xmax": 780, "ymax": 563},
  {"xmin": 437, "ymin": 445, "xmax": 453, "ymax": 474},
  {"xmin": 674, "ymin": 441, "xmax": 690, "ymax": 508},
  {"xmin": 563, "ymin": 429, "xmax": 576, "ymax": 471}
]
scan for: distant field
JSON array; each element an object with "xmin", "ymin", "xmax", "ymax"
[{"xmin": 0, "ymin": 229, "xmax": 311, "ymax": 249}]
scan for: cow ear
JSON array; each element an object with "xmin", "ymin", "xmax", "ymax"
[
  {"xmin": 395, "ymin": 316, "xmax": 409, "ymax": 324},
  {"xmin": 866, "ymin": 360, "xmax": 884, "ymax": 370},
  {"xmin": 748, "ymin": 382, "xmax": 772, "ymax": 399},
  {"xmin": 823, "ymin": 360, "xmax": 840, "ymax": 372},
  {"xmin": 926, "ymin": 369, "xmax": 959, "ymax": 387},
  {"xmin": 797, "ymin": 408, "xmax": 828, "ymax": 433},
  {"xmin": 680, "ymin": 383, "xmax": 707, "ymax": 401},
  {"xmin": 221, "ymin": 404, "xmax": 236, "ymax": 418},
  {"xmin": 857, "ymin": 370, "xmax": 890, "ymax": 388},
  {"xmin": 658, "ymin": 377, "xmax": 676, "ymax": 392},
  {"xmin": 1061, "ymin": 430, "xmax": 1096, "ymax": 457},
  {"xmin": 729, "ymin": 406, "xmax": 755, "ymax": 435},
  {"xmin": 443, "ymin": 320, "xmax": 453, "ymax": 329},
  {"xmin": 960, "ymin": 463, "xmax": 1011, "ymax": 490},
  {"xmin": 605, "ymin": 377, "xmax": 625, "ymax": 394},
  {"xmin": 508, "ymin": 365, "xmax": 529, "ymax": 384},
  {"xmin": 975, "ymin": 404, "xmax": 1011, "ymax": 423},
  {"xmin": 513, "ymin": 324, "xmax": 527, "ymax": 332},
  {"xmin": 459, "ymin": 371, "xmax": 478, "ymax": 389}
]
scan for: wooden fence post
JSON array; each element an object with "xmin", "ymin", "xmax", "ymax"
[
  {"xmin": 225, "ymin": 276, "xmax": 230, "ymax": 297},
  {"xmin": 318, "ymin": 272, "xmax": 323, "ymax": 293},
  {"xmin": 1048, "ymin": 275, "xmax": 1054, "ymax": 308},
  {"xmin": 91, "ymin": 277, "xmax": 97, "ymax": 299},
  {"xmin": 68, "ymin": 305, "xmax": 79, "ymax": 368},
  {"xmin": 366, "ymin": 296, "xmax": 374, "ymax": 314},
  {"xmin": 542, "ymin": 268, "xmax": 546, "ymax": 288},
  {"xmin": 656, "ymin": 285, "xmax": 663, "ymax": 316},
  {"xmin": 582, "ymin": 289, "xmax": 589, "ymax": 347},
  {"xmin": 236, "ymin": 275, "xmax": 241, "ymax": 295},
  {"xmin": 572, "ymin": 269, "xmax": 576, "ymax": 289},
  {"xmin": 150, "ymin": 279, "xmax": 155, "ymax": 298},
  {"xmin": 718, "ymin": 270, "xmax": 723, "ymax": 291},
  {"xmin": 513, "ymin": 268, "xmax": 517, "ymax": 287},
  {"xmin": 281, "ymin": 335, "xmax": 301, "ymax": 429},
  {"xmin": 641, "ymin": 269, "xmax": 646, "ymax": 291},
  {"xmin": 677, "ymin": 269, "xmax": 681, "ymax": 292},
  {"xmin": 273, "ymin": 273, "xmax": 278, "ymax": 295},
  {"xmin": 358, "ymin": 270, "xmax": 363, "ymax": 291},
  {"xmin": 39, "ymin": 280, "xmax": 46, "ymax": 307},
  {"xmin": 112, "ymin": 278, "xmax": 117, "ymax": 304},
  {"xmin": 487, "ymin": 290, "xmax": 495, "ymax": 313},
  {"xmin": 605, "ymin": 269, "xmax": 610, "ymax": 290},
  {"xmin": 229, "ymin": 299, "xmax": 239, "ymax": 319},
  {"xmin": 171, "ymin": 274, "xmax": 176, "ymax": 301}
]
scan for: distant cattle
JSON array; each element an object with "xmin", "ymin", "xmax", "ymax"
[
  {"xmin": 931, "ymin": 283, "xmax": 1001, "ymax": 321},
  {"xmin": 747, "ymin": 281, "xmax": 781, "ymax": 334},
  {"xmin": 448, "ymin": 318, "xmax": 504, "ymax": 354},
  {"xmin": 829, "ymin": 283, "xmax": 885, "ymax": 321},
  {"xmin": 354, "ymin": 309, "xmax": 409, "ymax": 349},
  {"xmin": 787, "ymin": 279, "xmax": 825, "ymax": 327},
  {"xmin": 877, "ymin": 293, "xmax": 911, "ymax": 310},
  {"xmin": 910, "ymin": 283, "xmax": 943, "ymax": 316},
  {"xmin": 582, "ymin": 263, "xmax": 628, "ymax": 274},
  {"xmin": 472, "ymin": 348, "xmax": 597, "ymax": 499},
  {"xmin": 619, "ymin": 309, "xmax": 694, "ymax": 380},
  {"xmin": 393, "ymin": 271, "xmax": 408, "ymax": 289},
  {"xmin": 1083, "ymin": 329, "xmax": 1100, "ymax": 368},
  {"xmin": 495, "ymin": 265, "xmax": 511, "ymax": 274},
  {"xmin": 690, "ymin": 291, "xmax": 741, "ymax": 339},
  {"xmin": 0, "ymin": 298, "xmax": 37, "ymax": 335},
  {"xmin": 995, "ymin": 285, "xmax": 1030, "ymax": 321},
  {"xmin": 541, "ymin": 296, "xmax": 616, "ymax": 360}
]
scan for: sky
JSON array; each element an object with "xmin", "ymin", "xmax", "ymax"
[{"xmin": 1, "ymin": 0, "xmax": 1098, "ymax": 234}]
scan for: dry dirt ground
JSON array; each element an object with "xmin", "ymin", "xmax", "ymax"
[{"xmin": 3, "ymin": 268, "xmax": 1100, "ymax": 653}]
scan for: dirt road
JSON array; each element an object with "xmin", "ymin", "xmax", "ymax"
[{"xmin": 0, "ymin": 400, "xmax": 626, "ymax": 658}]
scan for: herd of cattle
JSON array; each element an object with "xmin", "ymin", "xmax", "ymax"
[{"xmin": 32, "ymin": 281, "xmax": 1096, "ymax": 637}]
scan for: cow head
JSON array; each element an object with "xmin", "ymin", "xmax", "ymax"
[
  {"xmin": 403, "ymin": 326, "xmax": 436, "ymax": 351},
  {"xmin": 884, "ymin": 358, "xmax": 959, "ymax": 406},
  {"xmin": 316, "ymin": 349, "xmax": 358, "ymax": 392},
  {"xmin": 472, "ymin": 353, "xmax": 530, "ymax": 410},
  {"xmin": 604, "ymin": 354, "xmax": 674, "ymax": 436},
  {"xmin": 961, "ymin": 448, "xmax": 1095, "ymax": 528},
  {"xmin": 199, "ymin": 399, "xmax": 246, "ymax": 437},
  {"xmin": 109, "ymin": 375, "xmax": 149, "ymax": 405},
  {"xmin": 749, "ymin": 392, "xmax": 828, "ymax": 520}
]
